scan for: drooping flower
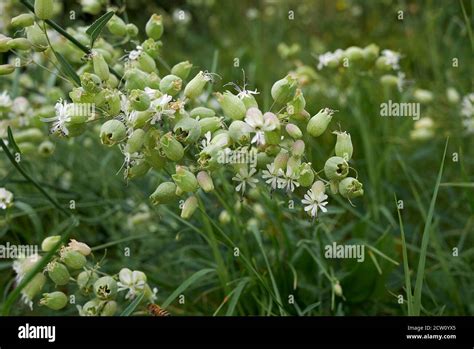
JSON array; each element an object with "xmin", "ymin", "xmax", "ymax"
[
  {"xmin": 244, "ymin": 108, "xmax": 276, "ymax": 145},
  {"xmin": 461, "ymin": 93, "xmax": 474, "ymax": 118},
  {"xmin": 117, "ymin": 268, "xmax": 147, "ymax": 300},
  {"xmin": 0, "ymin": 187, "xmax": 13, "ymax": 209},
  {"xmin": 317, "ymin": 49, "xmax": 343, "ymax": 70},
  {"xmin": 381, "ymin": 49, "xmax": 401, "ymax": 70},
  {"xmin": 41, "ymin": 99, "xmax": 72, "ymax": 136},
  {"xmin": 301, "ymin": 189, "xmax": 328, "ymax": 218},
  {"xmin": 261, "ymin": 163, "xmax": 282, "ymax": 191},
  {"xmin": 148, "ymin": 93, "xmax": 175, "ymax": 124},
  {"xmin": 232, "ymin": 166, "xmax": 259, "ymax": 194}
]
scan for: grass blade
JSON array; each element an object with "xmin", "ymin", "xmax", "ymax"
[
  {"xmin": 86, "ymin": 11, "xmax": 115, "ymax": 47},
  {"xmin": 120, "ymin": 292, "xmax": 145, "ymax": 316},
  {"xmin": 225, "ymin": 278, "xmax": 250, "ymax": 316}
]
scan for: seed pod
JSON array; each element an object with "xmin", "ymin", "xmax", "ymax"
[
  {"xmin": 184, "ymin": 71, "xmax": 209, "ymax": 99},
  {"xmin": 100, "ymin": 120, "xmax": 127, "ymax": 146},
  {"xmin": 0, "ymin": 64, "xmax": 15, "ymax": 75},
  {"xmin": 141, "ymin": 38, "xmax": 162, "ymax": 60},
  {"xmin": 11, "ymin": 13, "xmax": 35, "ymax": 28},
  {"xmin": 126, "ymin": 129, "xmax": 146, "ymax": 154},
  {"xmin": 334, "ymin": 131, "xmax": 353, "ymax": 160},
  {"xmin": 160, "ymin": 74, "xmax": 182, "ymax": 96},
  {"xmin": 199, "ymin": 117, "xmax": 222, "ymax": 135},
  {"xmin": 100, "ymin": 89, "xmax": 121, "ymax": 117},
  {"xmin": 7, "ymin": 38, "xmax": 32, "ymax": 51},
  {"xmin": 150, "ymin": 182, "xmax": 177, "ymax": 205},
  {"xmin": 126, "ymin": 159, "xmax": 150, "ymax": 180},
  {"xmin": 40, "ymin": 291, "xmax": 68, "ymax": 310},
  {"xmin": 77, "ymin": 270, "xmax": 98, "ymax": 295},
  {"xmin": 130, "ymin": 89, "xmax": 151, "ymax": 111},
  {"xmin": 47, "ymin": 262, "xmax": 70, "ymax": 286},
  {"xmin": 80, "ymin": 72, "xmax": 102, "ymax": 93},
  {"xmin": 286, "ymin": 123, "xmax": 302, "ymax": 139},
  {"xmin": 298, "ymin": 163, "xmax": 314, "ymax": 187},
  {"xmin": 135, "ymin": 51, "xmax": 156, "ymax": 73},
  {"xmin": 271, "ymin": 75, "xmax": 297, "ymax": 105},
  {"xmin": 126, "ymin": 23, "xmax": 139, "ymax": 37},
  {"xmin": 68, "ymin": 239, "xmax": 91, "ymax": 256},
  {"xmin": 160, "ymin": 133, "xmax": 184, "ymax": 161},
  {"xmin": 80, "ymin": 299, "xmax": 101, "ymax": 316},
  {"xmin": 190, "ymin": 107, "xmax": 215, "ymax": 118},
  {"xmin": 196, "ymin": 171, "xmax": 214, "ymax": 192},
  {"xmin": 144, "ymin": 150, "xmax": 167, "ymax": 170},
  {"xmin": 229, "ymin": 120, "xmax": 252, "ymax": 143},
  {"xmin": 171, "ymin": 61, "xmax": 193, "ymax": 80},
  {"xmin": 146, "ymin": 14, "xmax": 164, "ymax": 40},
  {"xmin": 107, "ymin": 15, "xmax": 127, "ymax": 36},
  {"xmin": 307, "ymin": 108, "xmax": 335, "ymax": 137},
  {"xmin": 181, "ymin": 196, "xmax": 198, "ymax": 219},
  {"xmin": 216, "ymin": 91, "xmax": 246, "ymax": 120},
  {"xmin": 41, "ymin": 235, "xmax": 61, "ymax": 252},
  {"xmin": 338, "ymin": 177, "xmax": 364, "ymax": 199},
  {"xmin": 291, "ymin": 140, "xmax": 305, "ymax": 158},
  {"xmin": 34, "ymin": 0, "xmax": 55, "ymax": 20},
  {"xmin": 172, "ymin": 166, "xmax": 198, "ymax": 193},
  {"xmin": 94, "ymin": 276, "xmax": 117, "ymax": 300},
  {"xmin": 61, "ymin": 249, "xmax": 87, "ymax": 269},
  {"xmin": 124, "ymin": 68, "xmax": 148, "ymax": 91},
  {"xmin": 324, "ymin": 156, "xmax": 349, "ymax": 181},
  {"xmin": 26, "ymin": 24, "xmax": 48, "ymax": 51},
  {"xmin": 92, "ymin": 51, "xmax": 109, "ymax": 81},
  {"xmin": 101, "ymin": 300, "xmax": 117, "ymax": 316},
  {"xmin": 174, "ymin": 117, "xmax": 201, "ymax": 144}
]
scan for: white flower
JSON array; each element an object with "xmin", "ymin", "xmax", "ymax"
[
  {"xmin": 381, "ymin": 49, "xmax": 401, "ymax": 70},
  {"xmin": 0, "ymin": 91, "xmax": 12, "ymax": 110},
  {"xmin": 261, "ymin": 163, "xmax": 281, "ymax": 190},
  {"xmin": 461, "ymin": 93, "xmax": 474, "ymax": 118},
  {"xmin": 232, "ymin": 166, "xmax": 259, "ymax": 194},
  {"xmin": 463, "ymin": 118, "xmax": 474, "ymax": 134},
  {"xmin": 41, "ymin": 99, "xmax": 72, "ymax": 136},
  {"xmin": 301, "ymin": 189, "xmax": 328, "ymax": 218},
  {"xmin": 244, "ymin": 108, "xmax": 276, "ymax": 146},
  {"xmin": 148, "ymin": 94, "xmax": 175, "ymax": 124},
  {"xmin": 12, "ymin": 97, "xmax": 30, "ymax": 115},
  {"xmin": 200, "ymin": 131, "xmax": 212, "ymax": 150},
  {"xmin": 397, "ymin": 71, "xmax": 406, "ymax": 92},
  {"xmin": 277, "ymin": 167, "xmax": 300, "ymax": 192},
  {"xmin": 128, "ymin": 46, "xmax": 143, "ymax": 61},
  {"xmin": 117, "ymin": 268, "xmax": 147, "ymax": 300},
  {"xmin": 12, "ymin": 253, "xmax": 40, "ymax": 284},
  {"xmin": 317, "ymin": 49, "xmax": 343, "ymax": 70},
  {"xmin": 0, "ymin": 187, "xmax": 13, "ymax": 209}
]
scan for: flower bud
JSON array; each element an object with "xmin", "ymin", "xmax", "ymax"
[
  {"xmin": 171, "ymin": 61, "xmax": 193, "ymax": 80},
  {"xmin": 124, "ymin": 68, "xmax": 148, "ymax": 91},
  {"xmin": 101, "ymin": 300, "xmax": 117, "ymax": 316},
  {"xmin": 291, "ymin": 140, "xmax": 305, "ymax": 158},
  {"xmin": 216, "ymin": 91, "xmax": 246, "ymax": 120},
  {"xmin": 286, "ymin": 89, "xmax": 306, "ymax": 115},
  {"xmin": 142, "ymin": 39, "xmax": 162, "ymax": 59},
  {"xmin": 219, "ymin": 210, "xmax": 231, "ymax": 224},
  {"xmin": 298, "ymin": 163, "xmax": 314, "ymax": 187},
  {"xmin": 126, "ymin": 159, "xmax": 151, "ymax": 180},
  {"xmin": 130, "ymin": 89, "xmax": 151, "ymax": 111},
  {"xmin": 344, "ymin": 46, "xmax": 364, "ymax": 63},
  {"xmin": 68, "ymin": 239, "xmax": 91, "ymax": 256},
  {"xmin": 34, "ymin": 0, "xmax": 55, "ymax": 20},
  {"xmin": 380, "ymin": 74, "xmax": 399, "ymax": 88},
  {"xmin": 324, "ymin": 156, "xmax": 349, "ymax": 181},
  {"xmin": 184, "ymin": 71, "xmax": 210, "ymax": 99},
  {"xmin": 41, "ymin": 235, "xmax": 61, "ymax": 252},
  {"xmin": 92, "ymin": 51, "xmax": 109, "ymax": 81},
  {"xmin": 0, "ymin": 64, "xmax": 15, "ymax": 75},
  {"xmin": 338, "ymin": 177, "xmax": 364, "ymax": 199},
  {"xmin": 241, "ymin": 93, "xmax": 259, "ymax": 109},
  {"xmin": 285, "ymin": 123, "xmax": 302, "ymax": 139},
  {"xmin": 125, "ymin": 129, "xmax": 146, "ymax": 154},
  {"xmin": 126, "ymin": 23, "xmax": 139, "ymax": 37},
  {"xmin": 107, "ymin": 15, "xmax": 127, "ymax": 36},
  {"xmin": 47, "ymin": 261, "xmax": 70, "ymax": 286},
  {"xmin": 0, "ymin": 36, "xmax": 11, "ymax": 53},
  {"xmin": 150, "ymin": 182, "xmax": 177, "ymax": 205},
  {"xmin": 172, "ymin": 166, "xmax": 198, "ymax": 192},
  {"xmin": 100, "ymin": 120, "xmax": 127, "ymax": 146},
  {"xmin": 362, "ymin": 43, "xmax": 379, "ymax": 62},
  {"xmin": 199, "ymin": 117, "xmax": 222, "ymax": 135},
  {"xmin": 61, "ymin": 249, "xmax": 87, "ymax": 269},
  {"xmin": 413, "ymin": 89, "xmax": 433, "ymax": 104},
  {"xmin": 40, "ymin": 291, "xmax": 68, "ymax": 310},
  {"xmin": 11, "ymin": 13, "xmax": 35, "ymax": 28},
  {"xmin": 94, "ymin": 276, "xmax": 117, "ymax": 300},
  {"xmin": 77, "ymin": 270, "xmax": 98, "ymax": 295},
  {"xmin": 307, "ymin": 108, "xmax": 335, "ymax": 137},
  {"xmin": 160, "ymin": 74, "xmax": 182, "ymax": 97},
  {"xmin": 271, "ymin": 75, "xmax": 297, "ymax": 105},
  {"xmin": 160, "ymin": 133, "xmax": 184, "ymax": 161},
  {"xmin": 80, "ymin": 72, "xmax": 102, "ymax": 93},
  {"xmin": 273, "ymin": 151, "xmax": 289, "ymax": 171},
  {"xmin": 136, "ymin": 51, "xmax": 156, "ymax": 73},
  {"xmin": 191, "ymin": 106, "xmax": 215, "ymax": 119},
  {"xmin": 7, "ymin": 38, "xmax": 32, "ymax": 51},
  {"xmin": 333, "ymin": 281, "xmax": 343, "ymax": 297},
  {"xmin": 26, "ymin": 24, "xmax": 48, "ymax": 51},
  {"xmin": 146, "ymin": 14, "xmax": 164, "ymax": 40},
  {"xmin": 22, "ymin": 273, "xmax": 46, "ymax": 305},
  {"xmin": 197, "ymin": 171, "xmax": 214, "ymax": 192},
  {"xmin": 333, "ymin": 131, "xmax": 353, "ymax": 160},
  {"xmin": 229, "ymin": 120, "xmax": 252, "ymax": 143},
  {"xmin": 311, "ymin": 180, "xmax": 326, "ymax": 195},
  {"xmin": 181, "ymin": 196, "xmax": 199, "ymax": 219}
]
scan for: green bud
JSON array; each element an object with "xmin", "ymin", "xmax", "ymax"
[
  {"xmin": 174, "ymin": 117, "xmax": 201, "ymax": 144},
  {"xmin": 324, "ymin": 156, "xmax": 349, "ymax": 181},
  {"xmin": 0, "ymin": 35, "xmax": 11, "ymax": 53},
  {"xmin": 362, "ymin": 43, "xmax": 379, "ymax": 62},
  {"xmin": 380, "ymin": 74, "xmax": 399, "ymax": 88},
  {"xmin": 197, "ymin": 171, "xmax": 214, "ymax": 192},
  {"xmin": 219, "ymin": 210, "xmax": 231, "ymax": 224},
  {"xmin": 229, "ymin": 120, "xmax": 252, "ymax": 143},
  {"xmin": 291, "ymin": 140, "xmax": 305, "ymax": 158},
  {"xmin": 271, "ymin": 75, "xmax": 297, "ymax": 105},
  {"xmin": 34, "ymin": 0, "xmax": 55, "ymax": 20},
  {"xmin": 141, "ymin": 39, "xmax": 162, "ymax": 60},
  {"xmin": 160, "ymin": 74, "xmax": 183, "ymax": 96},
  {"xmin": 146, "ymin": 14, "xmax": 164, "ymax": 40},
  {"xmin": 172, "ymin": 166, "xmax": 198, "ymax": 192},
  {"xmin": 92, "ymin": 51, "xmax": 109, "ymax": 81},
  {"xmin": 101, "ymin": 300, "xmax": 117, "ymax": 316},
  {"xmin": 339, "ymin": 177, "xmax": 364, "ymax": 199},
  {"xmin": 61, "ymin": 249, "xmax": 87, "ymax": 269},
  {"xmin": 216, "ymin": 91, "xmax": 246, "ymax": 120},
  {"xmin": 11, "ymin": 14, "xmax": 35, "ymax": 28},
  {"xmin": 307, "ymin": 108, "xmax": 335, "ymax": 137},
  {"xmin": 126, "ymin": 159, "xmax": 150, "ymax": 180},
  {"xmin": 286, "ymin": 89, "xmax": 305, "ymax": 115},
  {"xmin": 273, "ymin": 151, "xmax": 289, "ymax": 171},
  {"xmin": 191, "ymin": 107, "xmax": 216, "ymax": 118},
  {"xmin": 47, "ymin": 262, "xmax": 70, "ymax": 286},
  {"xmin": 26, "ymin": 24, "xmax": 48, "ymax": 51},
  {"xmin": 160, "ymin": 133, "xmax": 184, "ymax": 161},
  {"xmin": 199, "ymin": 117, "xmax": 222, "ymax": 135},
  {"xmin": 184, "ymin": 71, "xmax": 210, "ymax": 99},
  {"xmin": 22, "ymin": 273, "xmax": 46, "ymax": 304},
  {"xmin": 14, "ymin": 128, "xmax": 44, "ymax": 143},
  {"xmin": 100, "ymin": 120, "xmax": 127, "ymax": 146},
  {"xmin": 136, "ymin": 52, "xmax": 156, "ymax": 73},
  {"xmin": 0, "ymin": 64, "xmax": 15, "ymax": 75},
  {"xmin": 68, "ymin": 239, "xmax": 91, "ymax": 256},
  {"xmin": 263, "ymin": 112, "xmax": 281, "ymax": 145},
  {"xmin": 40, "ymin": 291, "xmax": 68, "ymax": 310},
  {"xmin": 171, "ymin": 61, "xmax": 193, "ymax": 80},
  {"xmin": 126, "ymin": 129, "xmax": 146, "ymax": 153},
  {"xmin": 80, "ymin": 72, "xmax": 102, "ymax": 93},
  {"xmin": 107, "ymin": 15, "xmax": 127, "ymax": 36},
  {"xmin": 334, "ymin": 131, "xmax": 353, "ymax": 160},
  {"xmin": 94, "ymin": 276, "xmax": 117, "ymax": 300},
  {"xmin": 181, "ymin": 196, "xmax": 198, "ymax": 219},
  {"xmin": 80, "ymin": 299, "xmax": 101, "ymax": 316},
  {"xmin": 344, "ymin": 46, "xmax": 364, "ymax": 63},
  {"xmin": 285, "ymin": 123, "xmax": 302, "ymax": 139},
  {"xmin": 41, "ymin": 235, "xmax": 61, "ymax": 252},
  {"xmin": 124, "ymin": 68, "xmax": 148, "ymax": 91},
  {"xmin": 77, "ymin": 270, "xmax": 98, "ymax": 295},
  {"xmin": 130, "ymin": 89, "xmax": 151, "ymax": 111},
  {"xmin": 311, "ymin": 180, "xmax": 326, "ymax": 195},
  {"xmin": 413, "ymin": 89, "xmax": 433, "ymax": 104},
  {"xmin": 241, "ymin": 94, "xmax": 259, "ymax": 109},
  {"xmin": 7, "ymin": 38, "xmax": 32, "ymax": 51},
  {"xmin": 126, "ymin": 23, "xmax": 139, "ymax": 37},
  {"xmin": 150, "ymin": 182, "xmax": 177, "ymax": 205},
  {"xmin": 298, "ymin": 163, "xmax": 314, "ymax": 187}
]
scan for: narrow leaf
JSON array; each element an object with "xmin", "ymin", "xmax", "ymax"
[
  {"xmin": 86, "ymin": 11, "xmax": 115, "ymax": 47},
  {"xmin": 7, "ymin": 126, "xmax": 21, "ymax": 155},
  {"xmin": 120, "ymin": 292, "xmax": 145, "ymax": 316},
  {"xmin": 53, "ymin": 51, "xmax": 81, "ymax": 86}
]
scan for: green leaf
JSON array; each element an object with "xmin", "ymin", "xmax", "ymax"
[
  {"xmin": 225, "ymin": 278, "xmax": 249, "ymax": 316},
  {"xmin": 86, "ymin": 11, "xmax": 115, "ymax": 47},
  {"xmin": 53, "ymin": 51, "xmax": 81, "ymax": 86},
  {"xmin": 120, "ymin": 292, "xmax": 145, "ymax": 317},
  {"xmin": 7, "ymin": 126, "xmax": 21, "ymax": 155},
  {"xmin": 161, "ymin": 268, "xmax": 215, "ymax": 308}
]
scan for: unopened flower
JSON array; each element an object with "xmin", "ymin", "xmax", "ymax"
[
  {"xmin": 60, "ymin": 248, "xmax": 87, "ymax": 270},
  {"xmin": 150, "ymin": 182, "xmax": 177, "ymax": 205},
  {"xmin": 40, "ymin": 291, "xmax": 68, "ymax": 310},
  {"xmin": 333, "ymin": 131, "xmax": 353, "ymax": 160},
  {"xmin": 232, "ymin": 166, "xmax": 259, "ymax": 194},
  {"xmin": 181, "ymin": 196, "xmax": 199, "ymax": 219},
  {"xmin": 46, "ymin": 261, "xmax": 70, "ymax": 286},
  {"xmin": 0, "ymin": 187, "xmax": 13, "ymax": 209},
  {"xmin": 146, "ymin": 14, "xmax": 164, "ymax": 40},
  {"xmin": 301, "ymin": 189, "xmax": 328, "ymax": 218},
  {"xmin": 41, "ymin": 236, "xmax": 61, "ymax": 252},
  {"xmin": 307, "ymin": 108, "xmax": 335, "ymax": 137},
  {"xmin": 34, "ymin": 0, "xmax": 54, "ymax": 20},
  {"xmin": 117, "ymin": 268, "xmax": 147, "ymax": 300},
  {"xmin": 197, "ymin": 171, "xmax": 214, "ymax": 192},
  {"xmin": 21, "ymin": 273, "xmax": 46, "ymax": 310},
  {"xmin": 68, "ymin": 239, "xmax": 91, "ymax": 256},
  {"xmin": 216, "ymin": 91, "xmax": 247, "ymax": 120}
]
